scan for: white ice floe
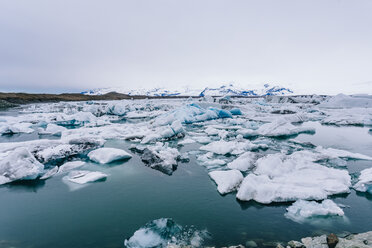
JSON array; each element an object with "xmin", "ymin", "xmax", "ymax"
[
  {"xmin": 200, "ymin": 139, "xmax": 266, "ymax": 155},
  {"xmin": 40, "ymin": 166, "xmax": 59, "ymax": 180},
  {"xmin": 354, "ymin": 168, "xmax": 372, "ymax": 194},
  {"xmin": 200, "ymin": 140, "xmax": 235, "ymax": 155},
  {"xmin": 178, "ymin": 138, "xmax": 196, "ymax": 145},
  {"xmin": 88, "ymin": 147, "xmax": 132, "ymax": 164},
  {"xmin": 38, "ymin": 123, "xmax": 67, "ymax": 136},
  {"xmin": 58, "ymin": 161, "xmax": 85, "ymax": 173},
  {"xmin": 256, "ymin": 119, "xmax": 315, "ymax": 137},
  {"xmin": 0, "ymin": 148, "xmax": 44, "ymax": 185},
  {"xmin": 209, "ymin": 170, "xmax": 244, "ymax": 194},
  {"xmin": 64, "ymin": 170, "xmax": 107, "ymax": 184},
  {"xmin": 227, "ymin": 152, "xmax": 256, "ymax": 171},
  {"xmin": 315, "ymin": 147, "xmax": 372, "ymax": 160},
  {"xmin": 0, "ymin": 122, "xmax": 34, "ymax": 135},
  {"xmin": 285, "ymin": 199, "xmax": 344, "ymax": 223},
  {"xmin": 236, "ymin": 153, "xmax": 351, "ymax": 203}
]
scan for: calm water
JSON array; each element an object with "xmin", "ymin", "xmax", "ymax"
[{"xmin": 0, "ymin": 120, "xmax": 372, "ymax": 247}]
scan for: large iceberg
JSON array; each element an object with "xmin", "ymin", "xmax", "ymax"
[
  {"xmin": 236, "ymin": 153, "xmax": 351, "ymax": 203},
  {"xmin": 0, "ymin": 148, "xmax": 44, "ymax": 185}
]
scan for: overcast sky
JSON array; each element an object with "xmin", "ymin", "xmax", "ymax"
[{"xmin": 0, "ymin": 0, "xmax": 371, "ymax": 94}]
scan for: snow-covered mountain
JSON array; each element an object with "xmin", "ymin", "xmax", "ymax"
[{"xmin": 81, "ymin": 83, "xmax": 293, "ymax": 97}]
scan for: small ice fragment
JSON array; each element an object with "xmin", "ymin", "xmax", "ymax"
[{"xmin": 88, "ymin": 147, "xmax": 132, "ymax": 164}]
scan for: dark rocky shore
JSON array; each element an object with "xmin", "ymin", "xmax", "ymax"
[{"xmin": 0, "ymin": 92, "xmax": 192, "ymax": 109}]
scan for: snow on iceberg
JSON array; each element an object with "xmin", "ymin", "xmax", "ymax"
[
  {"xmin": 124, "ymin": 218, "xmax": 208, "ymax": 248},
  {"xmin": 227, "ymin": 151, "xmax": 256, "ymax": 171},
  {"xmin": 88, "ymin": 147, "xmax": 132, "ymax": 164},
  {"xmin": 236, "ymin": 153, "xmax": 351, "ymax": 203},
  {"xmin": 354, "ymin": 168, "xmax": 372, "ymax": 194},
  {"xmin": 285, "ymin": 199, "xmax": 344, "ymax": 223},
  {"xmin": 208, "ymin": 170, "xmax": 243, "ymax": 194},
  {"xmin": 0, "ymin": 148, "xmax": 44, "ymax": 185},
  {"xmin": 255, "ymin": 119, "xmax": 315, "ymax": 137},
  {"xmin": 38, "ymin": 123, "xmax": 67, "ymax": 136}
]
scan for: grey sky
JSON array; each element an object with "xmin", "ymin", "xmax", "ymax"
[{"xmin": 0, "ymin": 0, "xmax": 371, "ymax": 94}]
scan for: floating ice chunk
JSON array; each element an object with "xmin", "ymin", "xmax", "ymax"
[
  {"xmin": 124, "ymin": 218, "xmax": 208, "ymax": 248},
  {"xmin": 178, "ymin": 138, "xmax": 195, "ymax": 145},
  {"xmin": 227, "ymin": 152, "xmax": 256, "ymax": 171},
  {"xmin": 40, "ymin": 166, "xmax": 59, "ymax": 180},
  {"xmin": 0, "ymin": 148, "xmax": 44, "ymax": 185},
  {"xmin": 38, "ymin": 124, "xmax": 67, "ymax": 136},
  {"xmin": 209, "ymin": 170, "xmax": 243, "ymax": 194},
  {"xmin": 257, "ymin": 119, "xmax": 315, "ymax": 137},
  {"xmin": 236, "ymin": 153, "xmax": 351, "ymax": 203},
  {"xmin": 230, "ymin": 108, "xmax": 242, "ymax": 115},
  {"xmin": 285, "ymin": 199, "xmax": 344, "ymax": 223},
  {"xmin": 141, "ymin": 133, "xmax": 162, "ymax": 144},
  {"xmin": 140, "ymin": 143, "xmax": 180, "ymax": 175},
  {"xmin": 192, "ymin": 136, "xmax": 212, "ymax": 144},
  {"xmin": 354, "ymin": 168, "xmax": 372, "ymax": 194},
  {"xmin": 65, "ymin": 170, "xmax": 107, "ymax": 184},
  {"xmin": 58, "ymin": 161, "xmax": 85, "ymax": 173},
  {"xmin": 88, "ymin": 148, "xmax": 132, "ymax": 164},
  {"xmin": 0, "ymin": 122, "xmax": 34, "ymax": 135},
  {"xmin": 33, "ymin": 143, "xmax": 95, "ymax": 164},
  {"xmin": 315, "ymin": 147, "xmax": 372, "ymax": 160},
  {"xmin": 200, "ymin": 140, "xmax": 235, "ymax": 155}
]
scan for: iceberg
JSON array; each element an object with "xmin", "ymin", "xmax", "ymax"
[
  {"xmin": 0, "ymin": 148, "xmax": 44, "ymax": 185},
  {"xmin": 354, "ymin": 168, "xmax": 372, "ymax": 194},
  {"xmin": 208, "ymin": 170, "xmax": 244, "ymax": 194},
  {"xmin": 140, "ymin": 143, "xmax": 180, "ymax": 175},
  {"xmin": 88, "ymin": 147, "xmax": 132, "ymax": 164},
  {"xmin": 227, "ymin": 152, "xmax": 256, "ymax": 171},
  {"xmin": 58, "ymin": 161, "xmax": 85, "ymax": 173},
  {"xmin": 38, "ymin": 123, "xmax": 67, "ymax": 136},
  {"xmin": 285, "ymin": 199, "xmax": 344, "ymax": 223},
  {"xmin": 124, "ymin": 218, "xmax": 208, "ymax": 248},
  {"xmin": 65, "ymin": 170, "xmax": 107, "ymax": 184},
  {"xmin": 236, "ymin": 153, "xmax": 351, "ymax": 203}
]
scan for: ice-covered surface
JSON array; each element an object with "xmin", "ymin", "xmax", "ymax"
[
  {"xmin": 64, "ymin": 170, "xmax": 107, "ymax": 184},
  {"xmin": 236, "ymin": 152, "xmax": 351, "ymax": 203},
  {"xmin": 124, "ymin": 218, "xmax": 208, "ymax": 248},
  {"xmin": 285, "ymin": 200, "xmax": 344, "ymax": 223},
  {"xmin": 88, "ymin": 147, "xmax": 132, "ymax": 164},
  {"xmin": 208, "ymin": 170, "xmax": 243, "ymax": 194},
  {"xmin": 353, "ymin": 168, "xmax": 372, "ymax": 194},
  {"xmin": 0, "ymin": 147, "xmax": 44, "ymax": 185}
]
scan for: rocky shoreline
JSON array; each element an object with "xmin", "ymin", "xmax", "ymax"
[{"xmin": 166, "ymin": 231, "xmax": 372, "ymax": 248}]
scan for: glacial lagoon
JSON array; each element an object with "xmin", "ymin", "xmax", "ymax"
[{"xmin": 0, "ymin": 96, "xmax": 372, "ymax": 247}]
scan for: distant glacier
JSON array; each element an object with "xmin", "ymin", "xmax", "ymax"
[{"xmin": 81, "ymin": 83, "xmax": 293, "ymax": 97}]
